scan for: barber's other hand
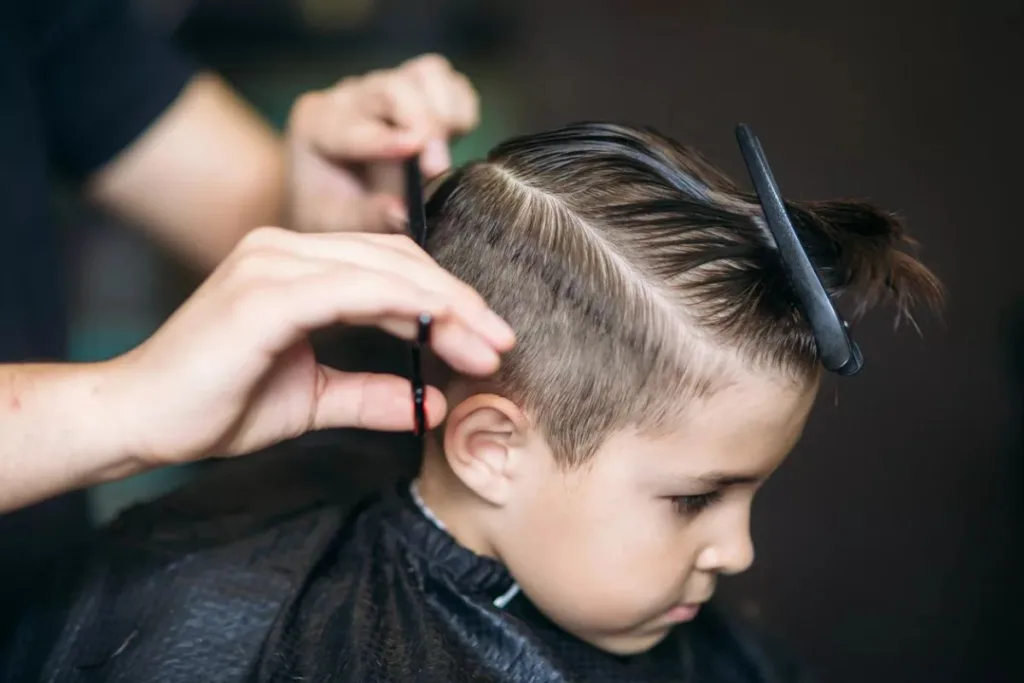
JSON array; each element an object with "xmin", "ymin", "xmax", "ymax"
[
  {"xmin": 105, "ymin": 228, "xmax": 513, "ymax": 468},
  {"xmin": 287, "ymin": 54, "xmax": 478, "ymax": 234}
]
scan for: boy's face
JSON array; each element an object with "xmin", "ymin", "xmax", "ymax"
[{"xmin": 489, "ymin": 374, "xmax": 818, "ymax": 655}]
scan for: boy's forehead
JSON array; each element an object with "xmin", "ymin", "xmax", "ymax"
[
  {"xmin": 605, "ymin": 375, "xmax": 817, "ymax": 476},
  {"xmin": 687, "ymin": 373, "xmax": 817, "ymax": 431}
]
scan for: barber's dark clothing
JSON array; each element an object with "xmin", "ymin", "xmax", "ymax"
[
  {"xmin": 0, "ymin": 0, "xmax": 194, "ymax": 626},
  {"xmin": 0, "ymin": 0, "xmax": 193, "ymax": 360},
  {"xmin": 0, "ymin": 435, "xmax": 813, "ymax": 683}
]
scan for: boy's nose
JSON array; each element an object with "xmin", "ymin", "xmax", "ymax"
[
  {"xmin": 720, "ymin": 531, "xmax": 755, "ymax": 575},
  {"xmin": 695, "ymin": 524, "xmax": 755, "ymax": 576}
]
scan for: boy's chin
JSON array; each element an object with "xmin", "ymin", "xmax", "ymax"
[{"xmin": 577, "ymin": 625, "xmax": 674, "ymax": 656}]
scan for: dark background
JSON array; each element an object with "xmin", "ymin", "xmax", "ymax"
[
  {"xmin": 60, "ymin": 1, "xmax": 1024, "ymax": 681},
  {"xmin": 502, "ymin": 3, "xmax": 1022, "ymax": 682}
]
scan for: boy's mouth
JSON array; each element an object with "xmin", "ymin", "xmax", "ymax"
[{"xmin": 663, "ymin": 603, "xmax": 703, "ymax": 623}]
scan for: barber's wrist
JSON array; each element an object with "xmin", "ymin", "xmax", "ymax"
[
  {"xmin": 82, "ymin": 360, "xmax": 155, "ymax": 484},
  {"xmin": 89, "ymin": 353, "xmax": 175, "ymax": 477},
  {"xmin": 48, "ymin": 360, "xmax": 152, "ymax": 486},
  {"xmin": 0, "ymin": 361, "xmax": 149, "ymax": 511}
]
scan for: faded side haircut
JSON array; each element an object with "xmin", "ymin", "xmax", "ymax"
[{"xmin": 424, "ymin": 122, "xmax": 942, "ymax": 464}]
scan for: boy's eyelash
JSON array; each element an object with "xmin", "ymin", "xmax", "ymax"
[{"xmin": 671, "ymin": 490, "xmax": 724, "ymax": 516}]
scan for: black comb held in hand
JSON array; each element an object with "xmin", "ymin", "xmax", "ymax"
[{"xmin": 404, "ymin": 158, "xmax": 433, "ymax": 435}]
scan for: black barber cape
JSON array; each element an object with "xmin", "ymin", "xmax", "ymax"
[{"xmin": 0, "ymin": 434, "xmax": 813, "ymax": 683}]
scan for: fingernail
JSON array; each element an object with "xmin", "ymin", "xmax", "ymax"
[{"xmin": 423, "ymin": 138, "xmax": 451, "ymax": 175}]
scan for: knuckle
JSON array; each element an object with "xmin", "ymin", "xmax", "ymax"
[
  {"xmin": 457, "ymin": 79, "xmax": 480, "ymax": 120},
  {"xmin": 287, "ymin": 91, "xmax": 324, "ymax": 133},
  {"xmin": 346, "ymin": 268, "xmax": 390, "ymax": 298},
  {"xmin": 409, "ymin": 53, "xmax": 452, "ymax": 74},
  {"xmin": 454, "ymin": 72, "xmax": 475, "ymax": 93},
  {"xmin": 460, "ymin": 109, "xmax": 480, "ymax": 130},
  {"xmin": 383, "ymin": 231, "xmax": 416, "ymax": 246},
  {"xmin": 356, "ymin": 70, "xmax": 385, "ymax": 87},
  {"xmin": 369, "ymin": 69, "xmax": 406, "ymax": 95},
  {"xmin": 340, "ymin": 72, "xmax": 385, "ymax": 101},
  {"xmin": 225, "ymin": 275, "xmax": 275, "ymax": 324},
  {"xmin": 333, "ymin": 74, "xmax": 361, "ymax": 91},
  {"xmin": 375, "ymin": 79, "xmax": 407, "ymax": 111},
  {"xmin": 292, "ymin": 90, "xmax": 318, "ymax": 113},
  {"xmin": 392, "ymin": 77, "xmax": 424, "ymax": 104},
  {"xmin": 363, "ymin": 232, "xmax": 417, "ymax": 257},
  {"xmin": 238, "ymin": 226, "xmax": 285, "ymax": 252},
  {"xmin": 385, "ymin": 233, "xmax": 422, "ymax": 253},
  {"xmin": 324, "ymin": 77, "xmax": 364, "ymax": 108},
  {"xmin": 458, "ymin": 74, "xmax": 480, "ymax": 102},
  {"xmin": 228, "ymin": 249, "xmax": 277, "ymax": 286}
]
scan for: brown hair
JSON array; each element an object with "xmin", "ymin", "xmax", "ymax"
[{"xmin": 425, "ymin": 122, "xmax": 942, "ymax": 464}]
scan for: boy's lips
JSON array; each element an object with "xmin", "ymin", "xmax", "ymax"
[{"xmin": 663, "ymin": 603, "xmax": 703, "ymax": 623}]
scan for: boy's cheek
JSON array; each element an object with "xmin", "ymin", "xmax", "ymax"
[
  {"xmin": 505, "ymin": 524, "xmax": 692, "ymax": 630},
  {"xmin": 513, "ymin": 563, "xmax": 685, "ymax": 655}
]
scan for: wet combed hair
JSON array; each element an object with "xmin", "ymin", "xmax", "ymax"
[{"xmin": 425, "ymin": 122, "xmax": 943, "ymax": 464}]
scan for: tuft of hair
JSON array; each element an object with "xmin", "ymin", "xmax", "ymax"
[{"xmin": 425, "ymin": 122, "xmax": 943, "ymax": 464}]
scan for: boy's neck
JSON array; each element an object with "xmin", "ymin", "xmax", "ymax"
[{"xmin": 417, "ymin": 435, "xmax": 499, "ymax": 560}]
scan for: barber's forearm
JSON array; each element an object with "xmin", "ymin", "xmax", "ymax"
[
  {"xmin": 87, "ymin": 73, "xmax": 287, "ymax": 271},
  {"xmin": 0, "ymin": 363, "xmax": 145, "ymax": 512}
]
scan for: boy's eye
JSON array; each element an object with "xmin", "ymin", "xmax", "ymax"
[{"xmin": 670, "ymin": 490, "xmax": 723, "ymax": 516}]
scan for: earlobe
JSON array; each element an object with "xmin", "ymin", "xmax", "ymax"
[{"xmin": 442, "ymin": 394, "xmax": 529, "ymax": 507}]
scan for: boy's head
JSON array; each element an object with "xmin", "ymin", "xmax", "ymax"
[{"xmin": 415, "ymin": 122, "xmax": 942, "ymax": 654}]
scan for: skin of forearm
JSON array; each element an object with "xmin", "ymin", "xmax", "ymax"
[
  {"xmin": 86, "ymin": 73, "xmax": 287, "ymax": 272},
  {"xmin": 0, "ymin": 362, "xmax": 145, "ymax": 512}
]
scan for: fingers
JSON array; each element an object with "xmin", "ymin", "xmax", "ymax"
[
  {"xmin": 297, "ymin": 54, "xmax": 480, "ymax": 175},
  {"xmin": 238, "ymin": 230, "xmax": 509, "ymax": 347},
  {"xmin": 302, "ymin": 193, "xmax": 406, "ymax": 235},
  {"xmin": 310, "ymin": 369, "xmax": 448, "ymax": 432},
  {"xmin": 403, "ymin": 54, "xmax": 479, "ymax": 136},
  {"xmin": 271, "ymin": 269, "xmax": 502, "ymax": 376},
  {"xmin": 291, "ymin": 92, "xmax": 423, "ymax": 161},
  {"xmin": 255, "ymin": 230, "xmax": 489, "ymax": 316},
  {"xmin": 221, "ymin": 229, "xmax": 514, "ymax": 376},
  {"xmin": 400, "ymin": 54, "xmax": 479, "ymax": 175}
]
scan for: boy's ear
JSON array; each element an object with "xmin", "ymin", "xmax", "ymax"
[{"xmin": 442, "ymin": 394, "xmax": 530, "ymax": 507}]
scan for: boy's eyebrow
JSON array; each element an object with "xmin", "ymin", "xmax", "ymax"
[
  {"xmin": 657, "ymin": 470, "xmax": 764, "ymax": 490},
  {"xmin": 691, "ymin": 471, "xmax": 764, "ymax": 488}
]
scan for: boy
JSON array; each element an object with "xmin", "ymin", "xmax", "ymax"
[{"xmin": 1, "ymin": 122, "xmax": 941, "ymax": 682}]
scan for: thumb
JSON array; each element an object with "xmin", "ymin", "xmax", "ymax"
[
  {"xmin": 312, "ymin": 118, "xmax": 426, "ymax": 162},
  {"xmin": 310, "ymin": 367, "xmax": 448, "ymax": 432},
  {"xmin": 306, "ymin": 194, "xmax": 408, "ymax": 234}
]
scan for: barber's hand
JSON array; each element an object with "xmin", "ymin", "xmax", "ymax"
[
  {"xmin": 286, "ymin": 54, "xmax": 478, "ymax": 234},
  {"xmin": 106, "ymin": 227, "xmax": 513, "ymax": 468}
]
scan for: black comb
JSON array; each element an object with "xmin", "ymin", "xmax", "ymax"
[
  {"xmin": 735, "ymin": 124, "xmax": 863, "ymax": 376},
  {"xmin": 404, "ymin": 158, "xmax": 433, "ymax": 434}
]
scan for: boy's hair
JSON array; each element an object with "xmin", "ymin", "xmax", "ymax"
[{"xmin": 425, "ymin": 122, "xmax": 943, "ymax": 464}]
